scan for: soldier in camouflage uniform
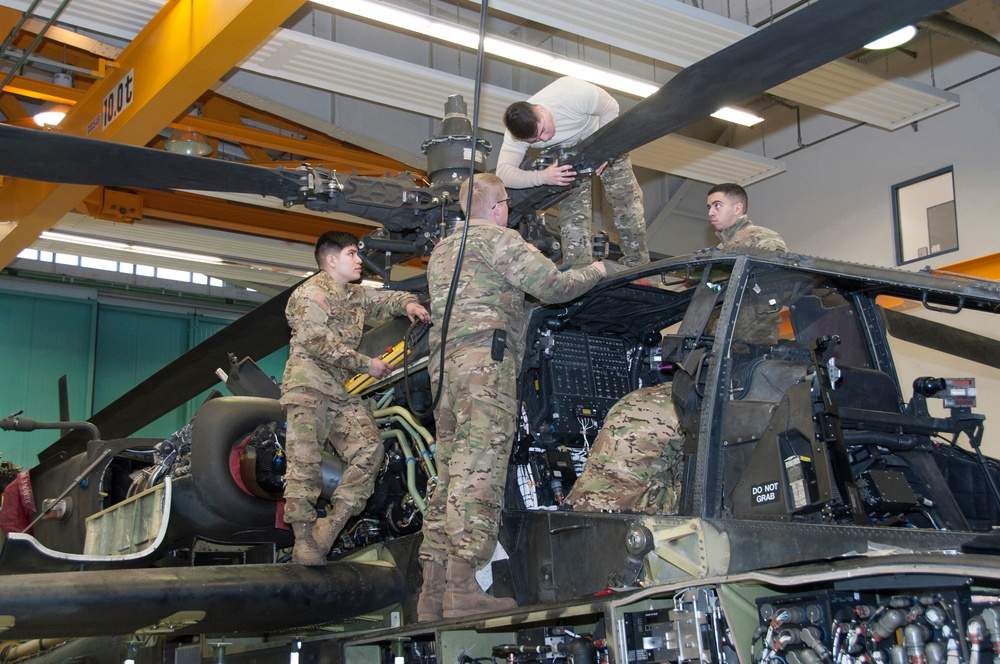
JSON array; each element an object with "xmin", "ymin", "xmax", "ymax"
[
  {"xmin": 497, "ymin": 76, "xmax": 649, "ymax": 268},
  {"xmin": 566, "ymin": 184, "xmax": 787, "ymax": 516},
  {"xmin": 281, "ymin": 231, "xmax": 430, "ymax": 566},
  {"xmin": 707, "ymin": 183, "xmax": 787, "ymax": 252},
  {"xmin": 564, "ymin": 383, "xmax": 685, "ymax": 514},
  {"xmin": 417, "ymin": 173, "xmax": 606, "ymax": 621}
]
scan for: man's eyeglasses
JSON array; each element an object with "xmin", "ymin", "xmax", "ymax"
[{"xmin": 492, "ymin": 197, "xmax": 512, "ymax": 210}]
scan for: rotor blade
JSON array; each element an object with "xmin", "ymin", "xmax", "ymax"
[
  {"xmin": 574, "ymin": 0, "xmax": 959, "ymax": 169},
  {"xmin": 39, "ymin": 283, "xmax": 299, "ymax": 462},
  {"xmin": 881, "ymin": 307, "xmax": 1000, "ymax": 371},
  {"xmin": 0, "ymin": 123, "xmax": 299, "ymax": 198},
  {"xmin": 508, "ymin": 183, "xmax": 573, "ymax": 226}
]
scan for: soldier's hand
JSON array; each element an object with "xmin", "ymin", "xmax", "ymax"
[
  {"xmin": 406, "ymin": 302, "xmax": 431, "ymax": 323},
  {"xmin": 368, "ymin": 357, "xmax": 393, "ymax": 378},
  {"xmin": 592, "ymin": 261, "xmax": 608, "ymax": 277},
  {"xmin": 542, "ymin": 160, "xmax": 576, "ymax": 186}
]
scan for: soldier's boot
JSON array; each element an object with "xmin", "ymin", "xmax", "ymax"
[
  {"xmin": 312, "ymin": 502, "xmax": 353, "ymax": 557},
  {"xmin": 442, "ymin": 555, "xmax": 517, "ymax": 618},
  {"xmin": 290, "ymin": 521, "xmax": 325, "ymax": 566},
  {"xmin": 416, "ymin": 559, "xmax": 446, "ymax": 622}
]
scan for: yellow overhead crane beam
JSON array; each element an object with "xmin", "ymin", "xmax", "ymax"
[
  {"xmin": 935, "ymin": 254, "xmax": 1000, "ymax": 281},
  {"xmin": 0, "ymin": 0, "xmax": 308, "ymax": 268}
]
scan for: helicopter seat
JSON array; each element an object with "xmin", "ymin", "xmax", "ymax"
[
  {"xmin": 827, "ymin": 365, "xmax": 901, "ymax": 413},
  {"xmin": 722, "ymin": 359, "xmax": 811, "ymax": 446}
]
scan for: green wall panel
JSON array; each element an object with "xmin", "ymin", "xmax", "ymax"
[
  {"xmin": 0, "ymin": 290, "xmax": 97, "ymax": 470},
  {"xmin": 1, "ymin": 286, "xmax": 291, "ymax": 469},
  {"xmin": 94, "ymin": 306, "xmax": 192, "ymax": 440},
  {"xmin": 185, "ymin": 318, "xmax": 289, "ymax": 421},
  {"xmin": 256, "ymin": 347, "xmax": 290, "ymax": 389},
  {"xmin": 186, "ymin": 317, "xmax": 230, "ymax": 423}
]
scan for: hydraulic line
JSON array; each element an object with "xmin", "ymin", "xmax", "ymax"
[
  {"xmin": 380, "ymin": 429, "xmax": 427, "ymax": 513},
  {"xmin": 374, "ymin": 406, "xmax": 436, "ymax": 479}
]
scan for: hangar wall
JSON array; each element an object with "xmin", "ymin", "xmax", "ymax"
[
  {"xmin": 743, "ymin": 72, "xmax": 999, "ymax": 270},
  {"xmin": 735, "ymin": 68, "xmax": 1000, "ymax": 458},
  {"xmin": 0, "ymin": 279, "xmax": 290, "ymax": 470}
]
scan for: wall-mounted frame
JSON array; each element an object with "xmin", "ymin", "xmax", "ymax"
[{"xmin": 892, "ymin": 166, "xmax": 958, "ymax": 265}]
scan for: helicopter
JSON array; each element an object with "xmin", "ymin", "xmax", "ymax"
[{"xmin": 3, "ymin": 0, "xmax": 999, "ymax": 662}]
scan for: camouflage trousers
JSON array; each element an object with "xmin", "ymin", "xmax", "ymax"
[
  {"xmin": 281, "ymin": 387, "xmax": 384, "ymax": 525},
  {"xmin": 560, "ymin": 154, "xmax": 649, "ymax": 268},
  {"xmin": 418, "ymin": 337, "xmax": 517, "ymax": 569},
  {"xmin": 564, "ymin": 383, "xmax": 685, "ymax": 514}
]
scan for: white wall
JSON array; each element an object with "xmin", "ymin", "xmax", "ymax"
[
  {"xmin": 728, "ymin": 52, "xmax": 1000, "ymax": 454},
  {"xmin": 642, "ymin": 47, "xmax": 1000, "ymax": 454},
  {"xmin": 739, "ymin": 53, "xmax": 1000, "ymax": 270}
]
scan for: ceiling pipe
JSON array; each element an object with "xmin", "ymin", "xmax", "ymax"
[{"xmin": 918, "ymin": 12, "xmax": 1000, "ymax": 57}]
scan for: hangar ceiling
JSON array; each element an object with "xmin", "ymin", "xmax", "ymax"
[{"xmin": 0, "ymin": 0, "xmax": 998, "ymax": 293}]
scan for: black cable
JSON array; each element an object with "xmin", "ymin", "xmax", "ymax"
[
  {"xmin": 406, "ymin": 0, "xmax": 491, "ymax": 420},
  {"xmin": 402, "ymin": 318, "xmax": 431, "ymax": 415}
]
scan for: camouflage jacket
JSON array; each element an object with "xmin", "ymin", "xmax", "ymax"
[
  {"xmin": 716, "ymin": 215, "xmax": 787, "ymax": 252},
  {"xmin": 281, "ymin": 271, "xmax": 418, "ymax": 400},
  {"xmin": 427, "ymin": 219, "xmax": 603, "ymax": 370}
]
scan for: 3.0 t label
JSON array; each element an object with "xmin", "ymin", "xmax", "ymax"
[{"xmin": 102, "ymin": 69, "xmax": 134, "ymax": 130}]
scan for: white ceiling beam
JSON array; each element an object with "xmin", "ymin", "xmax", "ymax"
[
  {"xmin": 8, "ymin": 0, "xmax": 959, "ymax": 131},
  {"xmin": 241, "ymin": 30, "xmax": 785, "ymax": 185},
  {"xmin": 476, "ymin": 0, "xmax": 959, "ymax": 129}
]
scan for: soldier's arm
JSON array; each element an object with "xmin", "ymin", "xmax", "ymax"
[
  {"xmin": 495, "ymin": 135, "xmax": 543, "ymax": 189},
  {"xmin": 493, "ymin": 230, "xmax": 604, "ymax": 304},
  {"xmin": 362, "ymin": 287, "xmax": 420, "ymax": 324},
  {"xmin": 757, "ymin": 236, "xmax": 788, "ymax": 252}
]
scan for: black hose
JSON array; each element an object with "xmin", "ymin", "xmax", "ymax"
[{"xmin": 842, "ymin": 430, "xmax": 918, "ymax": 451}]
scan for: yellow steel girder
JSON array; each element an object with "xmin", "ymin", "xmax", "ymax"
[
  {"xmin": 0, "ymin": 0, "xmax": 308, "ymax": 268},
  {"xmin": 80, "ymin": 188, "xmax": 377, "ymax": 244}
]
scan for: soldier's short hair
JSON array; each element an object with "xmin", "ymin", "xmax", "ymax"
[
  {"xmin": 707, "ymin": 182, "xmax": 748, "ymax": 213},
  {"xmin": 458, "ymin": 173, "xmax": 506, "ymax": 219},
  {"xmin": 314, "ymin": 231, "xmax": 359, "ymax": 268},
  {"xmin": 503, "ymin": 101, "xmax": 539, "ymax": 140}
]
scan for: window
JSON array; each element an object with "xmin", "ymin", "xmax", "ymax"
[{"xmin": 892, "ymin": 167, "xmax": 958, "ymax": 265}]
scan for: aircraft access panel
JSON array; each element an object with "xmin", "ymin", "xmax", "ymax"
[{"xmin": 547, "ymin": 331, "xmax": 632, "ymax": 435}]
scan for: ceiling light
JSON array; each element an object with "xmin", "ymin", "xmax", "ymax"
[
  {"xmin": 33, "ymin": 71, "xmax": 73, "ymax": 126},
  {"xmin": 864, "ymin": 25, "xmax": 917, "ymax": 50},
  {"xmin": 33, "ymin": 103, "xmax": 71, "ymax": 127},
  {"xmin": 164, "ymin": 130, "xmax": 213, "ymax": 156},
  {"xmin": 710, "ymin": 106, "xmax": 764, "ymax": 127},
  {"xmin": 311, "ymin": 0, "xmax": 657, "ymax": 97}
]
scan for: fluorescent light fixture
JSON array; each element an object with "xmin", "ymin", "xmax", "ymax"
[
  {"xmin": 710, "ymin": 106, "xmax": 764, "ymax": 127},
  {"xmin": 40, "ymin": 231, "xmax": 225, "ymax": 265},
  {"xmin": 311, "ymin": 0, "xmax": 658, "ymax": 97},
  {"xmin": 550, "ymin": 59, "xmax": 659, "ymax": 97},
  {"xmin": 864, "ymin": 25, "xmax": 917, "ymax": 50},
  {"xmin": 483, "ymin": 37, "xmax": 555, "ymax": 67},
  {"xmin": 337, "ymin": 0, "xmax": 430, "ymax": 31},
  {"xmin": 427, "ymin": 23, "xmax": 479, "ymax": 49}
]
